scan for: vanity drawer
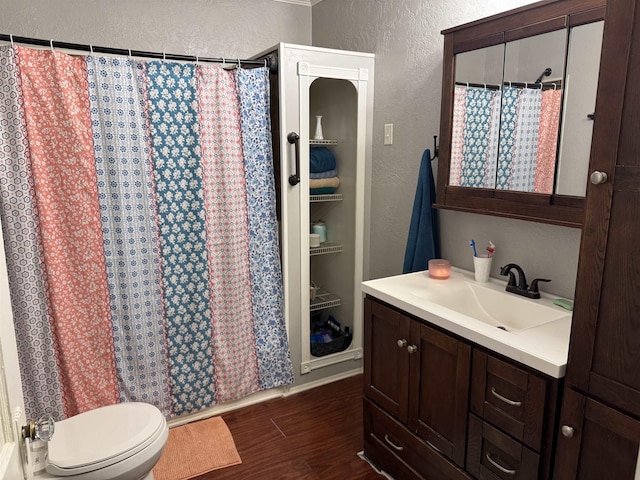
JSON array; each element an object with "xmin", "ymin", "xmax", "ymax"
[
  {"xmin": 467, "ymin": 413, "xmax": 540, "ymax": 480},
  {"xmin": 363, "ymin": 397, "xmax": 471, "ymax": 480},
  {"xmin": 471, "ymin": 350, "xmax": 548, "ymax": 451}
]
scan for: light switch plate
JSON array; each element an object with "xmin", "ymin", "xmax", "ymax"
[{"xmin": 384, "ymin": 123, "xmax": 393, "ymax": 145}]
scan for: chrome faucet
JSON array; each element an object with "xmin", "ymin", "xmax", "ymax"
[{"xmin": 499, "ymin": 263, "xmax": 550, "ymax": 299}]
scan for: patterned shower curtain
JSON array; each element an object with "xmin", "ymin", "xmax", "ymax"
[{"xmin": 0, "ymin": 45, "xmax": 293, "ymax": 421}]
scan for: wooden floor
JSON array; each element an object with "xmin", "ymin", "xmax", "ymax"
[{"xmin": 197, "ymin": 374, "xmax": 383, "ymax": 480}]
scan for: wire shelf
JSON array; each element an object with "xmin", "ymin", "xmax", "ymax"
[
  {"xmin": 309, "ymin": 139, "xmax": 338, "ymax": 145},
  {"xmin": 310, "ymin": 193, "xmax": 343, "ymax": 202},
  {"xmin": 310, "ymin": 243, "xmax": 343, "ymax": 256},
  {"xmin": 310, "ymin": 290, "xmax": 342, "ymax": 311}
]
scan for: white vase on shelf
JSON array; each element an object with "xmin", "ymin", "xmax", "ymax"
[{"xmin": 314, "ymin": 115, "xmax": 324, "ymax": 140}]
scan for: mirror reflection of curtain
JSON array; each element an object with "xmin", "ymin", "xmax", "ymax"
[
  {"xmin": 496, "ymin": 86, "xmax": 563, "ymax": 193},
  {"xmin": 510, "ymin": 88, "xmax": 542, "ymax": 191},
  {"xmin": 450, "ymin": 85, "xmax": 500, "ymax": 188},
  {"xmin": 535, "ymin": 89, "xmax": 563, "ymax": 194}
]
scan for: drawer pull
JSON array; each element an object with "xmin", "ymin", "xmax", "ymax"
[
  {"xmin": 384, "ymin": 434, "xmax": 404, "ymax": 451},
  {"xmin": 491, "ymin": 387, "xmax": 522, "ymax": 407},
  {"xmin": 486, "ymin": 452, "xmax": 517, "ymax": 475}
]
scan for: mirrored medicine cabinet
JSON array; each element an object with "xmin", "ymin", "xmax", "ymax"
[{"xmin": 436, "ymin": 0, "xmax": 606, "ymax": 227}]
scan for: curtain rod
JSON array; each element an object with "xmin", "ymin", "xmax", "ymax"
[
  {"xmin": 455, "ymin": 81, "xmax": 561, "ymax": 90},
  {"xmin": 0, "ymin": 33, "xmax": 274, "ymax": 70}
]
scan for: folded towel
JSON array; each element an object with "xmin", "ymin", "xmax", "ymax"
[
  {"xmin": 310, "ymin": 147, "xmax": 337, "ymax": 173},
  {"xmin": 309, "ymin": 177, "xmax": 340, "ymax": 189},
  {"xmin": 310, "ymin": 187, "xmax": 337, "ymax": 195},
  {"xmin": 310, "ymin": 168, "xmax": 338, "ymax": 179}
]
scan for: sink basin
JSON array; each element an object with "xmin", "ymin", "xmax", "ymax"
[
  {"xmin": 361, "ymin": 268, "xmax": 573, "ymax": 377},
  {"xmin": 408, "ymin": 278, "xmax": 569, "ymax": 332}
]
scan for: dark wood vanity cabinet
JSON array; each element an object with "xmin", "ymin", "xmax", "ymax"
[
  {"xmin": 552, "ymin": 0, "xmax": 640, "ymax": 477},
  {"xmin": 363, "ymin": 297, "xmax": 470, "ymax": 478},
  {"xmin": 363, "ymin": 296, "xmax": 560, "ymax": 480}
]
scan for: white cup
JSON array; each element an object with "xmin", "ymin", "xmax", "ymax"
[
  {"xmin": 473, "ymin": 255, "xmax": 492, "ymax": 282},
  {"xmin": 309, "ymin": 233, "xmax": 321, "ymax": 247}
]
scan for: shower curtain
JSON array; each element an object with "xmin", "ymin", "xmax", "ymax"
[
  {"xmin": 451, "ymin": 84, "xmax": 563, "ymax": 193},
  {"xmin": 0, "ymin": 45, "xmax": 293, "ymax": 421}
]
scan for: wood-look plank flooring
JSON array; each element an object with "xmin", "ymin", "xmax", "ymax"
[{"xmin": 197, "ymin": 374, "xmax": 383, "ymax": 480}]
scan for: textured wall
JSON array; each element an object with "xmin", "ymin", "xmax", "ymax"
[
  {"xmin": 0, "ymin": 0, "xmax": 311, "ymax": 59},
  {"xmin": 312, "ymin": 0, "xmax": 582, "ymax": 298},
  {"xmin": 0, "ymin": 0, "xmax": 582, "ymax": 298}
]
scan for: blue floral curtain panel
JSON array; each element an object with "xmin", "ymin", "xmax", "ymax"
[
  {"xmin": 458, "ymin": 87, "xmax": 501, "ymax": 188},
  {"xmin": 0, "ymin": 45, "xmax": 293, "ymax": 420},
  {"xmin": 235, "ymin": 68, "xmax": 293, "ymax": 390},
  {"xmin": 87, "ymin": 56, "xmax": 172, "ymax": 415}
]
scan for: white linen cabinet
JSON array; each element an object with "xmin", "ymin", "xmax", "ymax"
[{"xmin": 257, "ymin": 43, "xmax": 374, "ymax": 380}]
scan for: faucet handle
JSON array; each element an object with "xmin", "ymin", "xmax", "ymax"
[{"xmin": 530, "ymin": 278, "xmax": 551, "ymax": 294}]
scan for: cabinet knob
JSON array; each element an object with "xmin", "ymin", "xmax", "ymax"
[
  {"xmin": 397, "ymin": 339, "xmax": 407, "ymax": 348},
  {"xmin": 590, "ymin": 171, "xmax": 608, "ymax": 185},
  {"xmin": 561, "ymin": 425, "xmax": 574, "ymax": 438},
  {"xmin": 407, "ymin": 345, "xmax": 418, "ymax": 354}
]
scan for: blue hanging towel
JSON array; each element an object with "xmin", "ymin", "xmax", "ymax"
[{"xmin": 403, "ymin": 149, "xmax": 441, "ymax": 273}]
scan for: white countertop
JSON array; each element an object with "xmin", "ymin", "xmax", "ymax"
[{"xmin": 361, "ymin": 268, "xmax": 572, "ymax": 378}]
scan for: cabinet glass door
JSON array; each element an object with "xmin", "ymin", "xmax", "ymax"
[{"xmin": 295, "ymin": 56, "xmax": 370, "ymax": 374}]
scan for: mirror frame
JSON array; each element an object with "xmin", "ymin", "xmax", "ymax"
[{"xmin": 436, "ymin": 0, "xmax": 606, "ymax": 228}]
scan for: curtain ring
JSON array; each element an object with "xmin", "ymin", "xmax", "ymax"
[
  {"xmin": 9, "ymin": 34, "xmax": 14, "ymax": 48},
  {"xmin": 553, "ymin": 83, "xmax": 557, "ymax": 90},
  {"xmin": 89, "ymin": 44, "xmax": 94, "ymax": 54},
  {"xmin": 128, "ymin": 49, "xmax": 132, "ymax": 61},
  {"xmin": 237, "ymin": 58, "xmax": 241, "ymax": 69},
  {"xmin": 195, "ymin": 55, "xmax": 199, "ymax": 66},
  {"xmin": 264, "ymin": 58, "xmax": 268, "ymax": 68},
  {"xmin": 162, "ymin": 52, "xmax": 166, "ymax": 64},
  {"xmin": 50, "ymin": 39, "xmax": 55, "ymax": 51},
  {"xmin": 222, "ymin": 57, "xmax": 226, "ymax": 67}
]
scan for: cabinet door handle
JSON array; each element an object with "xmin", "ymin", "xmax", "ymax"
[
  {"xmin": 561, "ymin": 425, "xmax": 574, "ymax": 438},
  {"xmin": 384, "ymin": 434, "xmax": 404, "ymax": 451},
  {"xmin": 406, "ymin": 345, "xmax": 418, "ymax": 354},
  {"xmin": 397, "ymin": 339, "xmax": 407, "ymax": 348},
  {"xmin": 486, "ymin": 453, "xmax": 516, "ymax": 475},
  {"xmin": 491, "ymin": 387, "xmax": 522, "ymax": 406},
  {"xmin": 287, "ymin": 132, "xmax": 300, "ymax": 186},
  {"xmin": 426, "ymin": 439, "xmax": 442, "ymax": 454}
]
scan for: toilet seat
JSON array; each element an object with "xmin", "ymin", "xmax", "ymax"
[{"xmin": 46, "ymin": 402, "xmax": 166, "ymax": 477}]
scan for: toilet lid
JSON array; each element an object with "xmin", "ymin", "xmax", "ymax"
[{"xmin": 47, "ymin": 402, "xmax": 165, "ymax": 476}]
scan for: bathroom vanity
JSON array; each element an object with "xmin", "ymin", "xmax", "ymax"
[{"xmin": 361, "ymin": 269, "xmax": 571, "ymax": 480}]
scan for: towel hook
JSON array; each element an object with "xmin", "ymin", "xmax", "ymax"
[{"xmin": 429, "ymin": 135, "xmax": 439, "ymax": 161}]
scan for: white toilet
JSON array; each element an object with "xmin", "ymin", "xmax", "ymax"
[{"xmin": 35, "ymin": 402, "xmax": 168, "ymax": 480}]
